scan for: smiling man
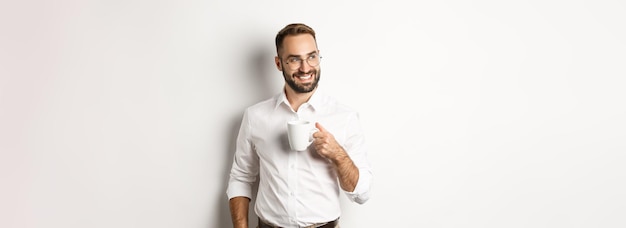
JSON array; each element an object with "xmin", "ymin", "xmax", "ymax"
[{"xmin": 227, "ymin": 23, "xmax": 372, "ymax": 228}]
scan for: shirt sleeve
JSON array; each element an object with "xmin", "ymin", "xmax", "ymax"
[
  {"xmin": 226, "ymin": 109, "xmax": 259, "ymax": 200},
  {"xmin": 342, "ymin": 112, "xmax": 372, "ymax": 204}
]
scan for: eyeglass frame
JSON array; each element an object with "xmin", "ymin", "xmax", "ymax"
[{"xmin": 280, "ymin": 51, "xmax": 322, "ymax": 70}]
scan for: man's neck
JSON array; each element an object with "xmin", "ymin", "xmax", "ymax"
[{"xmin": 285, "ymin": 87, "xmax": 315, "ymax": 112}]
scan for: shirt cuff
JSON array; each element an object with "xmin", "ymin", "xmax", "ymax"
[
  {"xmin": 226, "ymin": 179, "xmax": 254, "ymax": 200},
  {"xmin": 343, "ymin": 168, "xmax": 372, "ymax": 204}
]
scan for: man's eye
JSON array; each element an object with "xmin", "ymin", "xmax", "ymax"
[{"xmin": 288, "ymin": 58, "xmax": 301, "ymax": 63}]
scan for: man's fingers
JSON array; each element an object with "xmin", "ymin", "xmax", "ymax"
[{"xmin": 315, "ymin": 122, "xmax": 327, "ymax": 132}]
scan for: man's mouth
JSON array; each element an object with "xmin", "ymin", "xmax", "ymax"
[{"xmin": 295, "ymin": 73, "xmax": 313, "ymax": 81}]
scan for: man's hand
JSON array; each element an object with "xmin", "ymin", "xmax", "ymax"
[{"xmin": 312, "ymin": 122, "xmax": 345, "ymax": 160}]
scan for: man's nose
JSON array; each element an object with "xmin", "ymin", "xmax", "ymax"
[{"xmin": 299, "ymin": 60, "xmax": 312, "ymax": 72}]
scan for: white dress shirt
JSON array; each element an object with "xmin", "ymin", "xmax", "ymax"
[{"xmin": 227, "ymin": 89, "xmax": 372, "ymax": 227}]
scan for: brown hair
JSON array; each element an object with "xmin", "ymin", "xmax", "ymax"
[{"xmin": 275, "ymin": 23, "xmax": 316, "ymax": 55}]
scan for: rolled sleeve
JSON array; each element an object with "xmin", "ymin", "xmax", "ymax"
[
  {"xmin": 342, "ymin": 112, "xmax": 372, "ymax": 204},
  {"xmin": 226, "ymin": 110, "xmax": 259, "ymax": 200},
  {"xmin": 227, "ymin": 177, "xmax": 254, "ymax": 200},
  {"xmin": 344, "ymin": 168, "xmax": 372, "ymax": 204}
]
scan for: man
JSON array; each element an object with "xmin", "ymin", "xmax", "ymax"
[{"xmin": 227, "ymin": 23, "xmax": 372, "ymax": 228}]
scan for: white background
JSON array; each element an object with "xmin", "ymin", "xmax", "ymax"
[{"xmin": 1, "ymin": 0, "xmax": 625, "ymax": 227}]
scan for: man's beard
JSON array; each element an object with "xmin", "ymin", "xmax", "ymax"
[{"xmin": 283, "ymin": 68, "xmax": 321, "ymax": 93}]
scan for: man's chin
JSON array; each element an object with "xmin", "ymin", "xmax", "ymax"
[
  {"xmin": 293, "ymin": 84, "xmax": 316, "ymax": 93},
  {"xmin": 294, "ymin": 87, "xmax": 314, "ymax": 93}
]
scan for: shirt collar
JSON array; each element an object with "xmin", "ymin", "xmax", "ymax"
[
  {"xmin": 274, "ymin": 88, "xmax": 325, "ymax": 111},
  {"xmin": 274, "ymin": 91, "xmax": 289, "ymax": 110}
]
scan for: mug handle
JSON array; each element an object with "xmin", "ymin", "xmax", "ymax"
[{"xmin": 308, "ymin": 128, "xmax": 319, "ymax": 144}]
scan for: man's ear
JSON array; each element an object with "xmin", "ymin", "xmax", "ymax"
[{"xmin": 274, "ymin": 56, "xmax": 282, "ymax": 71}]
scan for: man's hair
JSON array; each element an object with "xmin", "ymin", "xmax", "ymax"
[{"xmin": 275, "ymin": 23, "xmax": 316, "ymax": 55}]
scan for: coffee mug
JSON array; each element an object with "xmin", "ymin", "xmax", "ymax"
[{"xmin": 287, "ymin": 120, "xmax": 317, "ymax": 151}]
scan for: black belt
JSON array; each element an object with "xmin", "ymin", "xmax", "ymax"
[{"xmin": 258, "ymin": 218, "xmax": 338, "ymax": 228}]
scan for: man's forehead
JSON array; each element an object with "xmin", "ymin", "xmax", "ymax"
[{"xmin": 281, "ymin": 34, "xmax": 317, "ymax": 55}]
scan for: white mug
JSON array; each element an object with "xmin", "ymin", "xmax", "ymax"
[{"xmin": 287, "ymin": 120, "xmax": 317, "ymax": 151}]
